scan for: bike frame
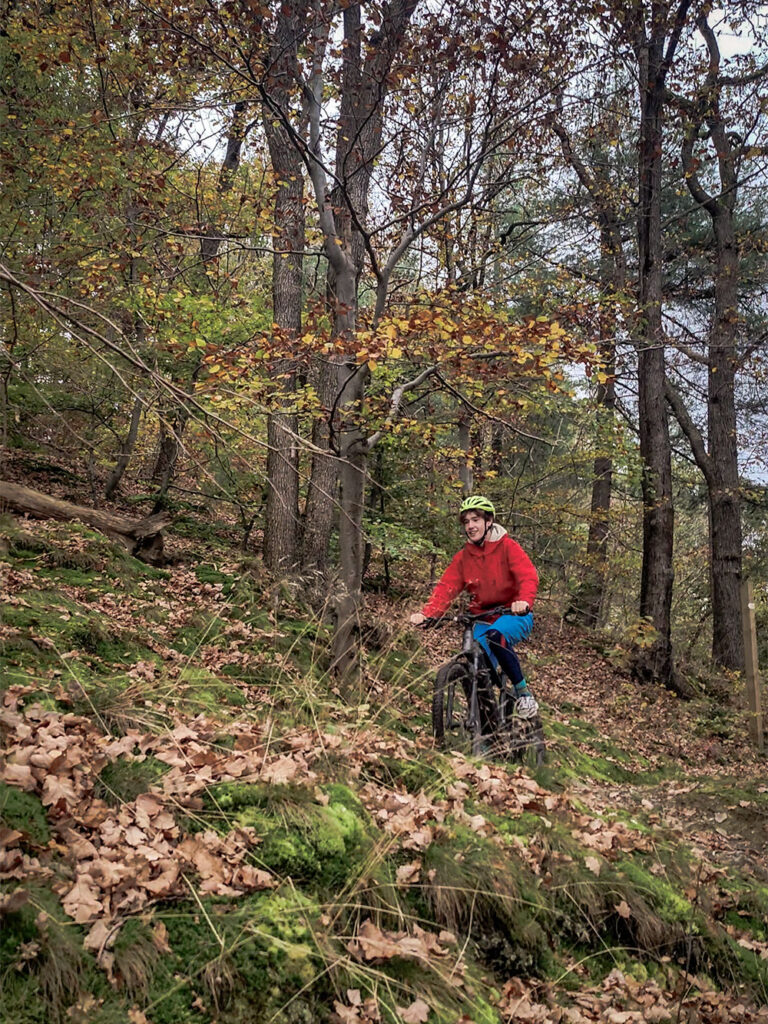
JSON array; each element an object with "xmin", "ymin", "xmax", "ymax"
[
  {"xmin": 453, "ymin": 611, "xmax": 510, "ymax": 755},
  {"xmin": 428, "ymin": 606, "xmax": 545, "ymax": 764}
]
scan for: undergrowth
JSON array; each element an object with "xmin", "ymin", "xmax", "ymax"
[{"xmin": 1, "ymin": 516, "xmax": 767, "ymax": 1022}]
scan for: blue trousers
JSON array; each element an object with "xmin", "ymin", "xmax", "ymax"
[{"xmin": 473, "ymin": 613, "xmax": 533, "ymax": 687}]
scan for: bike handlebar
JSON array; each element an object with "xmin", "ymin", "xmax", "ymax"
[{"xmin": 419, "ymin": 605, "xmax": 527, "ymax": 629}]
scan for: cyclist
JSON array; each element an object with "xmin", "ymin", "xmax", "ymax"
[{"xmin": 409, "ymin": 495, "xmax": 540, "ymax": 719}]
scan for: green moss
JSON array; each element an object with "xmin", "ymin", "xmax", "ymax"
[
  {"xmin": 321, "ymin": 782, "xmax": 367, "ymax": 816},
  {"xmin": 0, "ymin": 885, "xmax": 114, "ymax": 1024},
  {"xmin": 94, "ymin": 756, "xmax": 170, "ymax": 807},
  {"xmin": 496, "ymin": 810, "xmax": 548, "ymax": 839},
  {"xmin": 206, "ymin": 782, "xmax": 315, "ymax": 815},
  {"xmin": 200, "ymin": 782, "xmax": 372, "ymax": 892},
  {"xmin": 1, "ymin": 591, "xmax": 142, "ymax": 670},
  {"xmin": 194, "ymin": 565, "xmax": 237, "ymax": 589},
  {"xmin": 701, "ymin": 926, "xmax": 768, "ymax": 1000},
  {"xmin": 615, "ymin": 859, "xmax": 695, "ymax": 923},
  {"xmin": 421, "ymin": 826, "xmax": 554, "ymax": 978},
  {"xmin": 0, "ymin": 783, "xmax": 50, "ymax": 845},
  {"xmin": 537, "ymin": 720, "xmax": 670, "ymax": 788},
  {"xmin": 172, "ymin": 624, "xmax": 224, "ymax": 655},
  {"xmin": 2, "ymin": 590, "xmax": 82, "ymax": 633},
  {"xmin": 718, "ymin": 882, "xmax": 768, "ymax": 942},
  {"xmin": 362, "ymin": 753, "xmax": 447, "ymax": 796},
  {"xmin": 248, "ymin": 802, "xmax": 369, "ymax": 889},
  {"xmin": 177, "ymin": 677, "xmax": 248, "ymax": 713},
  {"xmin": 147, "ymin": 890, "xmax": 326, "ymax": 1024}
]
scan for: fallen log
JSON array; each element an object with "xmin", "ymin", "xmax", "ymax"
[{"xmin": 0, "ymin": 480, "xmax": 171, "ymax": 565}]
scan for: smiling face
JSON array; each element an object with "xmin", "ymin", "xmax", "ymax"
[{"xmin": 461, "ymin": 510, "xmax": 490, "ymax": 543}]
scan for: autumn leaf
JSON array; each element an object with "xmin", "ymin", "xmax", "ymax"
[
  {"xmin": 261, "ymin": 755, "xmax": 301, "ymax": 784},
  {"xmin": 347, "ymin": 919, "xmax": 404, "ymax": 961},
  {"xmin": 397, "ymin": 998, "xmax": 431, "ymax": 1023},
  {"xmin": 62, "ymin": 877, "xmax": 103, "ymax": 923},
  {"xmin": 333, "ymin": 1003, "xmax": 361, "ymax": 1024},
  {"xmin": 395, "ymin": 860, "xmax": 421, "ymax": 885},
  {"xmin": 152, "ymin": 920, "xmax": 172, "ymax": 954},
  {"xmin": 585, "ymin": 856, "xmax": 602, "ymax": 876},
  {"xmin": 0, "ymin": 887, "xmax": 29, "ymax": 914},
  {"xmin": 2, "ymin": 763, "xmax": 36, "ymax": 791}
]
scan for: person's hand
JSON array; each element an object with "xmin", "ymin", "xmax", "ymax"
[
  {"xmin": 509, "ymin": 601, "xmax": 530, "ymax": 615},
  {"xmin": 409, "ymin": 612, "xmax": 426, "ymax": 626}
]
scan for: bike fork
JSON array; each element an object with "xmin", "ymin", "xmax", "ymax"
[
  {"xmin": 498, "ymin": 677, "xmax": 509, "ymax": 728},
  {"xmin": 468, "ymin": 649, "xmax": 483, "ymax": 756}
]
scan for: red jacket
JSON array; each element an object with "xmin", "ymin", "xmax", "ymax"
[{"xmin": 421, "ymin": 524, "xmax": 538, "ymax": 619}]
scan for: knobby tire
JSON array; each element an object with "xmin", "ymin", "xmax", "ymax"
[
  {"xmin": 431, "ymin": 646, "xmax": 546, "ymax": 764},
  {"xmin": 432, "ymin": 661, "xmax": 477, "ymax": 751}
]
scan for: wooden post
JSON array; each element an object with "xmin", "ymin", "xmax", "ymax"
[{"xmin": 740, "ymin": 579, "xmax": 765, "ymax": 753}]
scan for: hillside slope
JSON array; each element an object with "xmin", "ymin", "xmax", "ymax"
[{"xmin": 1, "ymin": 515, "xmax": 767, "ymax": 1024}]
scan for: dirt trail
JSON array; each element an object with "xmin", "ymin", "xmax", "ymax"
[{"xmin": 415, "ymin": 609, "xmax": 767, "ymax": 876}]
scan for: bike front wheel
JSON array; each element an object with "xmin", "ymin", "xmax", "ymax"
[{"xmin": 432, "ymin": 661, "xmax": 476, "ymax": 750}]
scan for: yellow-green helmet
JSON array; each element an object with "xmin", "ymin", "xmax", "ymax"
[{"xmin": 459, "ymin": 495, "xmax": 495, "ymax": 517}]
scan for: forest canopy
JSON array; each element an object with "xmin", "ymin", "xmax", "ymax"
[{"xmin": 2, "ymin": 0, "xmax": 768, "ymax": 684}]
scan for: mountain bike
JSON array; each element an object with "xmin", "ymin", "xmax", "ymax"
[{"xmin": 425, "ymin": 608, "xmax": 546, "ymax": 764}]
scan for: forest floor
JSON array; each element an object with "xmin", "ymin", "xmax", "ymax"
[{"xmin": 1, "ymin": 503, "xmax": 767, "ymax": 1024}]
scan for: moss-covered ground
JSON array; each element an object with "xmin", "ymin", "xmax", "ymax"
[{"xmin": 1, "ymin": 516, "xmax": 767, "ymax": 1023}]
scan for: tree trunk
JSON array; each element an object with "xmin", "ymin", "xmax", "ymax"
[
  {"xmin": 631, "ymin": 7, "xmax": 690, "ymax": 692},
  {"xmin": 327, "ymin": 270, "xmax": 366, "ymax": 685},
  {"xmin": 674, "ymin": 16, "xmax": 745, "ymax": 672},
  {"xmin": 151, "ymin": 404, "xmax": 190, "ymax": 511},
  {"xmin": 551, "ymin": 110, "xmax": 626, "ymax": 628},
  {"xmin": 708, "ymin": 208, "xmax": 743, "ymax": 671},
  {"xmin": 290, "ymin": 0, "xmax": 417, "ymax": 685},
  {"xmin": 458, "ymin": 412, "xmax": 473, "ymax": 495},
  {"xmin": 104, "ymin": 394, "xmax": 143, "ymax": 500},
  {"xmin": 301, "ymin": 359, "xmax": 338, "ymax": 575},
  {"xmin": 0, "ymin": 480, "xmax": 170, "ymax": 564},
  {"xmin": 262, "ymin": 9, "xmax": 305, "ymax": 574}
]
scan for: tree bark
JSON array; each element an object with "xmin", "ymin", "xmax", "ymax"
[
  {"xmin": 551, "ymin": 110, "xmax": 626, "ymax": 627},
  {"xmin": 301, "ymin": 358, "xmax": 338, "ymax": 574},
  {"xmin": 458, "ymin": 412, "xmax": 473, "ymax": 495},
  {"xmin": 151, "ymin": 404, "xmax": 191, "ymax": 511},
  {"xmin": 104, "ymin": 393, "xmax": 143, "ymax": 500},
  {"xmin": 0, "ymin": 481, "xmax": 170, "ymax": 564},
  {"xmin": 630, "ymin": 2, "xmax": 692, "ymax": 692},
  {"xmin": 325, "ymin": 0, "xmax": 418, "ymax": 684},
  {"xmin": 262, "ymin": 6, "xmax": 305, "ymax": 574},
  {"xmin": 708, "ymin": 206, "xmax": 743, "ymax": 670},
  {"xmin": 672, "ymin": 14, "xmax": 745, "ymax": 671},
  {"xmin": 286, "ymin": 0, "xmax": 416, "ymax": 683}
]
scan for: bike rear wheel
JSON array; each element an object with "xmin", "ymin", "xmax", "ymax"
[{"xmin": 432, "ymin": 661, "xmax": 476, "ymax": 750}]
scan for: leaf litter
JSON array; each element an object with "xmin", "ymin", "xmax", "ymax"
[{"xmin": 2, "ymin": 540, "xmax": 767, "ymax": 1022}]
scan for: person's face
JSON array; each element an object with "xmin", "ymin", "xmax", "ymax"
[{"xmin": 462, "ymin": 511, "xmax": 489, "ymax": 542}]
